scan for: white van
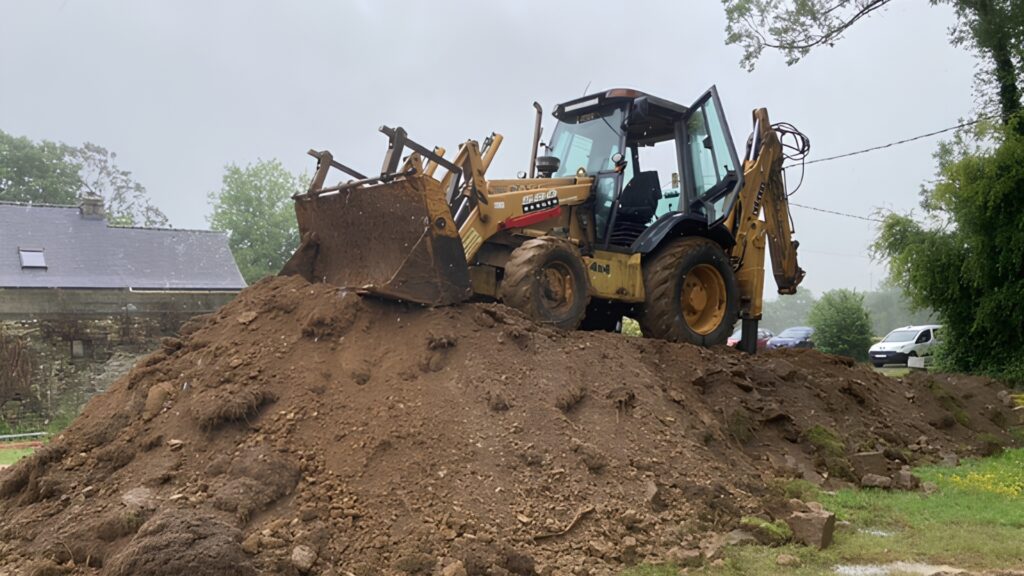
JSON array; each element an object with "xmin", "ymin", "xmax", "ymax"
[{"xmin": 868, "ymin": 324, "xmax": 942, "ymax": 367}]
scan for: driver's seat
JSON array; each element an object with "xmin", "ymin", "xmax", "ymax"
[{"xmin": 610, "ymin": 171, "xmax": 661, "ymax": 246}]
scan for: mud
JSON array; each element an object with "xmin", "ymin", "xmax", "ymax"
[{"xmin": 0, "ymin": 276, "xmax": 1018, "ymax": 575}]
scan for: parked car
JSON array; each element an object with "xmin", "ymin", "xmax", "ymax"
[
  {"xmin": 868, "ymin": 324, "xmax": 942, "ymax": 367},
  {"xmin": 727, "ymin": 328, "xmax": 775, "ymax": 350},
  {"xmin": 767, "ymin": 326, "xmax": 815, "ymax": 349}
]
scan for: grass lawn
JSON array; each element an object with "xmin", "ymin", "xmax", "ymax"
[
  {"xmin": 622, "ymin": 448, "xmax": 1024, "ymax": 575},
  {"xmin": 0, "ymin": 446, "xmax": 35, "ymax": 466}
]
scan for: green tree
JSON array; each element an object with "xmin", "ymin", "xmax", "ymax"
[
  {"xmin": 760, "ymin": 286, "xmax": 816, "ymax": 334},
  {"xmin": 0, "ymin": 129, "xmax": 167, "ymax": 226},
  {"xmin": 208, "ymin": 160, "xmax": 302, "ymax": 284},
  {"xmin": 807, "ymin": 289, "xmax": 874, "ymax": 361},
  {"xmin": 873, "ymin": 118, "xmax": 1024, "ymax": 381},
  {"xmin": 0, "ymin": 130, "xmax": 81, "ymax": 205},
  {"xmin": 721, "ymin": 0, "xmax": 1023, "ymax": 124}
]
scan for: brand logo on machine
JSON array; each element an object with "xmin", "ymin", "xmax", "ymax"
[
  {"xmin": 521, "ymin": 190, "xmax": 559, "ymax": 213},
  {"xmin": 507, "ymin": 182, "xmax": 546, "ymax": 193},
  {"xmin": 589, "ymin": 261, "xmax": 611, "ymax": 275}
]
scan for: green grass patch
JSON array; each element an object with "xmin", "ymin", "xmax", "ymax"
[
  {"xmin": 873, "ymin": 366, "xmax": 911, "ymax": 378},
  {"xmin": 622, "ymin": 449, "xmax": 1024, "ymax": 575},
  {"xmin": 0, "ymin": 447, "xmax": 35, "ymax": 466},
  {"xmin": 803, "ymin": 425, "xmax": 854, "ymax": 480},
  {"xmin": 43, "ymin": 409, "xmax": 78, "ymax": 435},
  {"xmin": 776, "ymin": 478, "xmax": 820, "ymax": 501},
  {"xmin": 804, "ymin": 426, "xmax": 844, "ymax": 457},
  {"xmin": 739, "ymin": 516, "xmax": 792, "ymax": 545},
  {"xmin": 801, "ymin": 449, "xmax": 1024, "ymax": 570},
  {"xmin": 0, "ymin": 407, "xmax": 77, "ymax": 437}
]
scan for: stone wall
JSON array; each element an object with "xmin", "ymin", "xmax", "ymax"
[{"xmin": 0, "ymin": 288, "xmax": 237, "ymax": 429}]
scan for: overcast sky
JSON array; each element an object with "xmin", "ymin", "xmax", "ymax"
[{"xmin": 0, "ymin": 0, "xmax": 978, "ymax": 297}]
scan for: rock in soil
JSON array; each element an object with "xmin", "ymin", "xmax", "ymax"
[
  {"xmin": 850, "ymin": 451, "xmax": 889, "ymax": 478},
  {"xmin": 787, "ymin": 509, "xmax": 837, "ymax": 549},
  {"xmin": 895, "ymin": 467, "xmax": 921, "ymax": 490},
  {"xmin": 290, "ymin": 545, "xmax": 317, "ymax": 573},
  {"xmin": 861, "ymin": 473, "xmax": 894, "ymax": 489},
  {"xmin": 666, "ymin": 546, "xmax": 704, "ymax": 568}
]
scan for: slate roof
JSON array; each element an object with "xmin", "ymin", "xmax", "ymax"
[{"xmin": 0, "ymin": 202, "xmax": 246, "ymax": 290}]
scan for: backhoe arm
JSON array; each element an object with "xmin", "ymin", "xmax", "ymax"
[
  {"xmin": 727, "ymin": 108, "xmax": 806, "ymax": 350},
  {"xmin": 757, "ymin": 112, "xmax": 805, "ymax": 296}
]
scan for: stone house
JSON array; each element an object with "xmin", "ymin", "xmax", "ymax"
[{"xmin": 0, "ymin": 197, "xmax": 245, "ymax": 428}]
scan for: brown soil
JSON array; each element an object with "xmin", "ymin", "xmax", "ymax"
[{"xmin": 0, "ymin": 276, "xmax": 1018, "ymax": 576}]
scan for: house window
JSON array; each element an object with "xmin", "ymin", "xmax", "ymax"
[{"xmin": 18, "ymin": 248, "xmax": 46, "ymax": 269}]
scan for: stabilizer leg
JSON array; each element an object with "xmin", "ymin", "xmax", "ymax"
[{"xmin": 739, "ymin": 317, "xmax": 759, "ymax": 355}]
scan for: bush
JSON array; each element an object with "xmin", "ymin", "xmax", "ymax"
[
  {"xmin": 807, "ymin": 289, "xmax": 874, "ymax": 361},
  {"xmin": 621, "ymin": 317, "xmax": 641, "ymax": 337}
]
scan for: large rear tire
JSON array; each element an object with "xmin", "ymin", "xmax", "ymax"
[
  {"xmin": 638, "ymin": 236, "xmax": 739, "ymax": 345},
  {"xmin": 500, "ymin": 236, "xmax": 590, "ymax": 330}
]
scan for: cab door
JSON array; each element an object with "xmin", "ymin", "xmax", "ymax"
[{"xmin": 681, "ymin": 86, "xmax": 743, "ymax": 226}]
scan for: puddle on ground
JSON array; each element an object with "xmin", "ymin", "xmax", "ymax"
[
  {"xmin": 857, "ymin": 528, "xmax": 896, "ymax": 537},
  {"xmin": 834, "ymin": 562, "xmax": 964, "ymax": 575}
]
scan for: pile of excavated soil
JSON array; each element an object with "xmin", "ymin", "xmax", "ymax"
[{"xmin": 0, "ymin": 276, "xmax": 1017, "ymax": 576}]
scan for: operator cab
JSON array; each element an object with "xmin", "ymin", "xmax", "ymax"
[{"xmin": 546, "ymin": 87, "xmax": 743, "ymax": 251}]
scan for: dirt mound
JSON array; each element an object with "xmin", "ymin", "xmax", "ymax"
[{"xmin": 0, "ymin": 276, "xmax": 1017, "ymax": 575}]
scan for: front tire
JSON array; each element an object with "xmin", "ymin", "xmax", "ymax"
[
  {"xmin": 638, "ymin": 236, "xmax": 739, "ymax": 346},
  {"xmin": 500, "ymin": 236, "xmax": 590, "ymax": 330}
]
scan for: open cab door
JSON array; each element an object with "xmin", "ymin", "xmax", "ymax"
[{"xmin": 683, "ymin": 86, "xmax": 743, "ymax": 227}]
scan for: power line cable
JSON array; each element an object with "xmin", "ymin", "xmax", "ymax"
[
  {"xmin": 780, "ymin": 118, "xmax": 989, "ymax": 223},
  {"xmin": 800, "ymin": 248, "xmax": 873, "ymax": 259},
  {"xmin": 802, "ymin": 118, "xmax": 985, "ymax": 166},
  {"xmin": 790, "ymin": 202, "xmax": 884, "ymax": 223}
]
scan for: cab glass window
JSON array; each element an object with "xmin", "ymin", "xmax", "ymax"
[
  {"xmin": 687, "ymin": 110, "xmax": 720, "ymax": 196},
  {"xmin": 548, "ymin": 108, "xmax": 624, "ymax": 177},
  {"xmin": 593, "ymin": 176, "xmax": 618, "ymax": 242},
  {"xmin": 686, "ymin": 92, "xmax": 739, "ymax": 223}
]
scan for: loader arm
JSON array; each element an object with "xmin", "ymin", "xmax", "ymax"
[{"xmin": 726, "ymin": 108, "xmax": 805, "ymax": 350}]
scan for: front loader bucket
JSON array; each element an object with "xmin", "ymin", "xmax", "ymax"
[{"xmin": 280, "ymin": 175, "xmax": 472, "ymax": 306}]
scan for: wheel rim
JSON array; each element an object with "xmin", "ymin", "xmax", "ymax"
[
  {"xmin": 539, "ymin": 261, "xmax": 576, "ymax": 315},
  {"xmin": 680, "ymin": 264, "xmax": 727, "ymax": 335}
]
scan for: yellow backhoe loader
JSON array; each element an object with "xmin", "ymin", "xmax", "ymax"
[{"xmin": 282, "ymin": 86, "xmax": 807, "ymax": 352}]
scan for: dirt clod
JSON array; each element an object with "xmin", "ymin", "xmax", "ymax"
[{"xmin": 104, "ymin": 509, "xmax": 253, "ymax": 576}]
